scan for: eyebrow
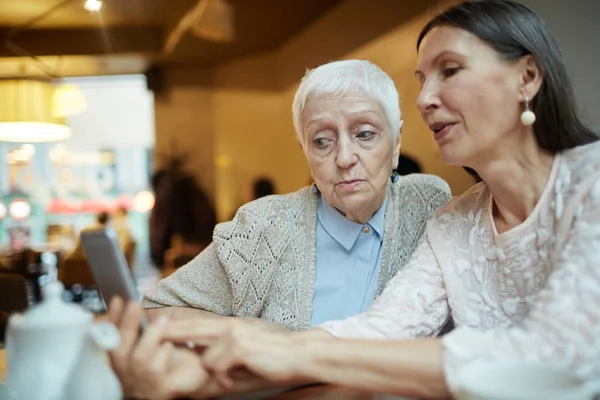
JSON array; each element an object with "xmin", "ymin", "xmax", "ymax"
[
  {"xmin": 414, "ymin": 50, "xmax": 464, "ymax": 76},
  {"xmin": 306, "ymin": 109, "xmax": 380, "ymax": 127}
]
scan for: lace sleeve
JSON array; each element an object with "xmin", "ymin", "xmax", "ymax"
[
  {"xmin": 442, "ymin": 178, "xmax": 600, "ymax": 392},
  {"xmin": 318, "ymin": 235, "xmax": 450, "ymax": 339}
]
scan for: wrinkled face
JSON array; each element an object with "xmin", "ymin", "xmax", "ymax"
[
  {"xmin": 302, "ymin": 92, "xmax": 400, "ymax": 222},
  {"xmin": 415, "ymin": 26, "xmax": 525, "ymax": 168}
]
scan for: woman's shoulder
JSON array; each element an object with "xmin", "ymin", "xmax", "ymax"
[
  {"xmin": 555, "ymin": 140, "xmax": 600, "ymax": 217},
  {"xmin": 215, "ymin": 186, "xmax": 316, "ymax": 238},
  {"xmin": 436, "ymin": 181, "xmax": 489, "ymax": 216},
  {"xmin": 559, "ymin": 140, "xmax": 600, "ymax": 180},
  {"xmin": 394, "ymin": 173, "xmax": 452, "ymax": 199},
  {"xmin": 236, "ymin": 186, "xmax": 315, "ymax": 216}
]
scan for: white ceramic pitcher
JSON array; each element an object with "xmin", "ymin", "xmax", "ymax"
[{"xmin": 1, "ymin": 281, "xmax": 122, "ymax": 400}]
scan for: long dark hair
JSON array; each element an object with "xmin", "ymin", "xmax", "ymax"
[{"xmin": 417, "ymin": 0, "xmax": 599, "ymax": 181}]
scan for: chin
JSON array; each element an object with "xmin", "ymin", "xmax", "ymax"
[
  {"xmin": 336, "ymin": 194, "xmax": 367, "ymax": 209},
  {"xmin": 438, "ymin": 146, "xmax": 468, "ymax": 167}
]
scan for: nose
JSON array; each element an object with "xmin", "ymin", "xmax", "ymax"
[
  {"xmin": 416, "ymin": 80, "xmax": 441, "ymax": 115},
  {"xmin": 335, "ymin": 136, "xmax": 358, "ymax": 169}
]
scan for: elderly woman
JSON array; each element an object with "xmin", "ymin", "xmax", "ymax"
[
  {"xmin": 138, "ymin": 60, "xmax": 450, "ymax": 330},
  {"xmin": 148, "ymin": 1, "xmax": 599, "ymax": 399},
  {"xmin": 108, "ymin": 60, "xmax": 451, "ymax": 398}
]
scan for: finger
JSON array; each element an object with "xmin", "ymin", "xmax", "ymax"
[
  {"xmin": 201, "ymin": 340, "xmax": 238, "ymax": 389},
  {"xmin": 131, "ymin": 316, "xmax": 169, "ymax": 366},
  {"xmin": 166, "ymin": 349, "xmax": 208, "ymax": 396},
  {"xmin": 148, "ymin": 341, "xmax": 173, "ymax": 376},
  {"xmin": 106, "ymin": 296, "xmax": 124, "ymax": 325},
  {"xmin": 164, "ymin": 320, "xmax": 228, "ymax": 346},
  {"xmin": 112, "ymin": 301, "xmax": 143, "ymax": 363}
]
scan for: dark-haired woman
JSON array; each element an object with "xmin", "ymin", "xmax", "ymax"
[{"xmin": 154, "ymin": 1, "xmax": 600, "ymax": 398}]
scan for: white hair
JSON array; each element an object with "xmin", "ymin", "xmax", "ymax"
[{"xmin": 292, "ymin": 59, "xmax": 401, "ymax": 147}]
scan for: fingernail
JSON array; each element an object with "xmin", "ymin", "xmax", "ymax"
[{"xmin": 156, "ymin": 316, "xmax": 169, "ymax": 327}]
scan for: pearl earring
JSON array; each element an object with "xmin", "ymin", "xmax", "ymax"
[{"xmin": 520, "ymin": 97, "xmax": 536, "ymax": 126}]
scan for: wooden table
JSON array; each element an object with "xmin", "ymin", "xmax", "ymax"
[
  {"xmin": 0, "ymin": 349, "xmax": 373, "ymax": 399},
  {"xmin": 265, "ymin": 385, "xmax": 372, "ymax": 399},
  {"xmin": 0, "ymin": 349, "xmax": 5, "ymax": 382}
]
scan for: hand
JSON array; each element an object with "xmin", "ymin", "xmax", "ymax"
[
  {"xmin": 107, "ymin": 298, "xmax": 209, "ymax": 400},
  {"xmin": 164, "ymin": 318, "xmax": 308, "ymax": 389}
]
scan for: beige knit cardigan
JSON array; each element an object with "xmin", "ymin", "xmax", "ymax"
[{"xmin": 142, "ymin": 174, "xmax": 452, "ymax": 330}]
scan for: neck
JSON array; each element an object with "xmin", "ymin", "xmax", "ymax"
[{"xmin": 474, "ymin": 144, "xmax": 554, "ymax": 231}]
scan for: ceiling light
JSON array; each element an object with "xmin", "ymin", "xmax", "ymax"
[
  {"xmin": 84, "ymin": 0, "xmax": 103, "ymax": 12},
  {"xmin": 133, "ymin": 190, "xmax": 155, "ymax": 213},
  {"xmin": 9, "ymin": 199, "xmax": 32, "ymax": 220},
  {"xmin": 53, "ymin": 84, "xmax": 86, "ymax": 117},
  {"xmin": 0, "ymin": 80, "xmax": 72, "ymax": 143}
]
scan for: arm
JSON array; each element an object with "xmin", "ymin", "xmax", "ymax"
[
  {"xmin": 440, "ymin": 177, "xmax": 600, "ymax": 391},
  {"xmin": 193, "ymin": 322, "xmax": 450, "ymax": 399},
  {"xmin": 142, "ymin": 243, "xmax": 234, "ymax": 315},
  {"xmin": 295, "ymin": 337, "xmax": 448, "ymax": 399},
  {"xmin": 143, "ymin": 243, "xmax": 291, "ymax": 333},
  {"xmin": 318, "ymin": 235, "xmax": 450, "ymax": 339},
  {"xmin": 183, "ymin": 236, "xmax": 451, "ymax": 397}
]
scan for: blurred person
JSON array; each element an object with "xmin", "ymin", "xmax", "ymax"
[
  {"xmin": 111, "ymin": 206, "xmax": 136, "ymax": 267},
  {"xmin": 396, "ymin": 154, "xmax": 422, "ymax": 175},
  {"xmin": 112, "ymin": 1, "xmax": 600, "ymax": 399},
  {"xmin": 65, "ymin": 211, "xmax": 110, "ymax": 260},
  {"xmin": 149, "ymin": 167, "xmax": 217, "ymax": 269},
  {"xmin": 108, "ymin": 59, "xmax": 452, "ymax": 399},
  {"xmin": 248, "ymin": 177, "xmax": 276, "ymax": 201},
  {"xmin": 112, "ymin": 206, "xmax": 131, "ymax": 233},
  {"xmin": 229, "ymin": 177, "xmax": 276, "ymax": 220}
]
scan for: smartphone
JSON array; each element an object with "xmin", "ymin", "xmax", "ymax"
[{"xmin": 80, "ymin": 227, "xmax": 147, "ymax": 327}]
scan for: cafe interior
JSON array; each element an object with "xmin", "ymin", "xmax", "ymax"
[{"xmin": 0, "ymin": 0, "xmax": 598, "ymax": 398}]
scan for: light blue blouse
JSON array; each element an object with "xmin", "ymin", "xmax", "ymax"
[{"xmin": 310, "ymin": 194, "xmax": 387, "ymax": 326}]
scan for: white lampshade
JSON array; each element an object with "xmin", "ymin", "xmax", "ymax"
[{"xmin": 0, "ymin": 80, "xmax": 71, "ymax": 143}]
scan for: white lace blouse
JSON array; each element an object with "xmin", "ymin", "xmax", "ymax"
[{"xmin": 319, "ymin": 141, "xmax": 600, "ymax": 392}]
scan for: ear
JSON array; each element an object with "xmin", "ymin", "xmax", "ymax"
[
  {"xmin": 392, "ymin": 120, "xmax": 403, "ymax": 169},
  {"xmin": 518, "ymin": 55, "xmax": 543, "ymax": 101}
]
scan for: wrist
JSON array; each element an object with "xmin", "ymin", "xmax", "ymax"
[{"xmin": 291, "ymin": 336, "xmax": 320, "ymax": 381}]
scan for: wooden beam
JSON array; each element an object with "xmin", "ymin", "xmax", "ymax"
[
  {"xmin": 163, "ymin": 0, "xmax": 207, "ymax": 56},
  {"xmin": 0, "ymin": 27, "xmax": 162, "ymax": 58}
]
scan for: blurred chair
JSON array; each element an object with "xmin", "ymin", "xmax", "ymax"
[
  {"xmin": 0, "ymin": 273, "xmax": 29, "ymax": 313},
  {"xmin": 162, "ymin": 235, "xmax": 206, "ymax": 278},
  {"xmin": 0, "ymin": 273, "xmax": 30, "ymax": 344},
  {"xmin": 58, "ymin": 258, "xmax": 95, "ymax": 287}
]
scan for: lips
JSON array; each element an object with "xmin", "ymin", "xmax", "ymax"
[
  {"xmin": 337, "ymin": 179, "xmax": 362, "ymax": 191},
  {"xmin": 428, "ymin": 122, "xmax": 456, "ymax": 141}
]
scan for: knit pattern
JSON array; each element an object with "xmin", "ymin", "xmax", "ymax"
[{"xmin": 142, "ymin": 174, "xmax": 451, "ymax": 330}]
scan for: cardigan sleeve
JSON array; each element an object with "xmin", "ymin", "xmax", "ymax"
[{"xmin": 141, "ymin": 242, "xmax": 234, "ymax": 316}]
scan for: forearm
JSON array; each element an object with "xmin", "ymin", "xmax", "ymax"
[
  {"xmin": 146, "ymin": 307, "xmax": 292, "ymax": 334},
  {"xmin": 293, "ymin": 327, "xmax": 335, "ymax": 340},
  {"xmin": 295, "ymin": 337, "xmax": 450, "ymax": 399},
  {"xmin": 145, "ymin": 306, "xmax": 225, "ymax": 322}
]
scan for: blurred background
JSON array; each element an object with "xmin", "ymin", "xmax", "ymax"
[{"xmin": 0, "ymin": 0, "xmax": 598, "ymax": 313}]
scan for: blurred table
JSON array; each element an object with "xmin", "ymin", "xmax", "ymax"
[
  {"xmin": 0, "ymin": 349, "xmax": 375, "ymax": 399},
  {"xmin": 265, "ymin": 384, "xmax": 371, "ymax": 399}
]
